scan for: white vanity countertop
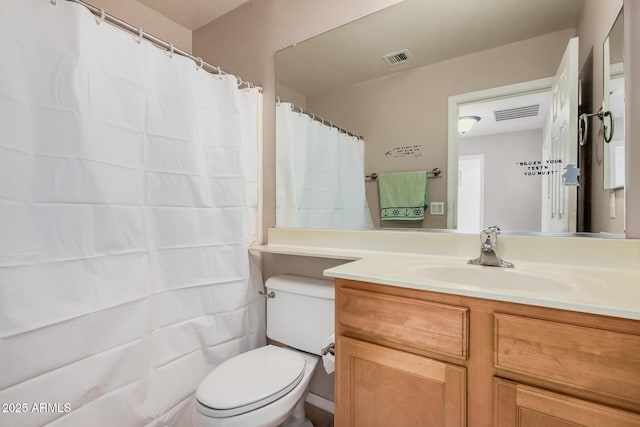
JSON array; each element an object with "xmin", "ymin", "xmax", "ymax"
[
  {"xmin": 252, "ymin": 228, "xmax": 640, "ymax": 321},
  {"xmin": 322, "ymin": 252, "xmax": 640, "ymax": 321}
]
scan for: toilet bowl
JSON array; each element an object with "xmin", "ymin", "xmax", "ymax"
[
  {"xmin": 193, "ymin": 345, "xmax": 319, "ymax": 427},
  {"xmin": 192, "ymin": 275, "xmax": 334, "ymax": 427}
]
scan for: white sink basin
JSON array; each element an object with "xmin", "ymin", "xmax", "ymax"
[{"xmin": 406, "ymin": 264, "xmax": 573, "ymax": 292}]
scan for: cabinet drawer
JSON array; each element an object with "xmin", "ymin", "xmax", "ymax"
[
  {"xmin": 338, "ymin": 287, "xmax": 469, "ymax": 359},
  {"xmin": 494, "ymin": 313, "xmax": 640, "ymax": 407}
]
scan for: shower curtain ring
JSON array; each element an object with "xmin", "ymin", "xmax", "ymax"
[
  {"xmin": 310, "ymin": 113, "xmax": 315, "ymax": 120},
  {"xmin": 96, "ymin": 9, "xmax": 106, "ymax": 25},
  {"xmin": 236, "ymin": 76, "xmax": 243, "ymax": 87},
  {"xmin": 167, "ymin": 43, "xmax": 174, "ymax": 58},
  {"xmin": 196, "ymin": 57, "xmax": 204, "ymax": 71},
  {"xmin": 136, "ymin": 27, "xmax": 144, "ymax": 44}
]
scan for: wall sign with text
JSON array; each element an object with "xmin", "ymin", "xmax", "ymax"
[
  {"xmin": 516, "ymin": 159, "xmax": 563, "ymax": 176},
  {"xmin": 516, "ymin": 159, "xmax": 580, "ymax": 186},
  {"xmin": 385, "ymin": 145, "xmax": 423, "ymax": 159}
]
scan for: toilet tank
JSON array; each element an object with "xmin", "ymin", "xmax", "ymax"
[{"xmin": 265, "ymin": 275, "xmax": 334, "ymax": 356}]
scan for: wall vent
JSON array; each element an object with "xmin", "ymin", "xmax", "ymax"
[
  {"xmin": 494, "ymin": 104, "xmax": 540, "ymax": 121},
  {"xmin": 383, "ymin": 49, "xmax": 412, "ymax": 66}
]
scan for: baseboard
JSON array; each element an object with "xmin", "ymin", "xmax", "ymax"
[{"xmin": 305, "ymin": 392, "xmax": 335, "ymax": 415}]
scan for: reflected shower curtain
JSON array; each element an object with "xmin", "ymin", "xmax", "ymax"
[
  {"xmin": 276, "ymin": 102, "xmax": 372, "ymax": 228},
  {"xmin": 0, "ymin": 1, "xmax": 264, "ymax": 426}
]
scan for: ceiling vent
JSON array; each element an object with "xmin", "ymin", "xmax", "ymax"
[
  {"xmin": 494, "ymin": 104, "xmax": 540, "ymax": 121},
  {"xmin": 383, "ymin": 49, "xmax": 412, "ymax": 66}
]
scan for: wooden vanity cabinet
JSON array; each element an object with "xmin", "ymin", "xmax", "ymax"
[{"xmin": 334, "ymin": 278, "xmax": 640, "ymax": 427}]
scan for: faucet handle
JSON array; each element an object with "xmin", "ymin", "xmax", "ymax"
[{"xmin": 480, "ymin": 226, "xmax": 500, "ymax": 247}]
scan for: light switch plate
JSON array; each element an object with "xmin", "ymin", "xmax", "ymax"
[{"xmin": 430, "ymin": 202, "xmax": 445, "ymax": 215}]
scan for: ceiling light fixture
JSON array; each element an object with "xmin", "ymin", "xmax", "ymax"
[{"xmin": 458, "ymin": 116, "xmax": 481, "ymax": 134}]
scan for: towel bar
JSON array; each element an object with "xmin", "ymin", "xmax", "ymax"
[{"xmin": 365, "ymin": 168, "xmax": 442, "ymax": 182}]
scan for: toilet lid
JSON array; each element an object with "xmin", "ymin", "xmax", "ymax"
[{"xmin": 196, "ymin": 345, "xmax": 306, "ymax": 418}]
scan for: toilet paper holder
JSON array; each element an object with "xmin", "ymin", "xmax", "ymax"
[{"xmin": 321, "ymin": 342, "xmax": 335, "ymax": 356}]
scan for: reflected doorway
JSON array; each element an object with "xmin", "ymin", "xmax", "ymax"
[
  {"xmin": 448, "ymin": 38, "xmax": 579, "ymax": 233},
  {"xmin": 456, "ymin": 90, "xmax": 553, "ymax": 233}
]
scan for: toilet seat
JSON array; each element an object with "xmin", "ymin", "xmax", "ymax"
[{"xmin": 196, "ymin": 345, "xmax": 306, "ymax": 418}]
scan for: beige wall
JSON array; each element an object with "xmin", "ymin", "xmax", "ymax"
[
  {"xmin": 276, "ymin": 81, "xmax": 307, "ymax": 109},
  {"xmin": 306, "ymin": 29, "xmax": 574, "ymax": 229},
  {"xmin": 88, "ymin": 0, "xmax": 192, "ymax": 52},
  {"xmin": 193, "ymin": 0, "xmax": 403, "ymax": 239},
  {"xmin": 576, "ymin": 0, "xmax": 624, "ymax": 234}
]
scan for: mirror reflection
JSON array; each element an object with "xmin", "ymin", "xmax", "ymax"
[
  {"xmin": 603, "ymin": 10, "xmax": 625, "ymax": 190},
  {"xmin": 450, "ymin": 34, "xmax": 579, "ymax": 234},
  {"xmin": 275, "ymin": 0, "xmax": 625, "ymax": 235},
  {"xmin": 453, "ymin": 86, "xmax": 563, "ymax": 233}
]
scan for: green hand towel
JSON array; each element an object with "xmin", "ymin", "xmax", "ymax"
[{"xmin": 378, "ymin": 171, "xmax": 428, "ymax": 221}]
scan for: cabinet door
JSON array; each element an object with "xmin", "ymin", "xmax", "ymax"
[
  {"xmin": 336, "ymin": 336, "xmax": 466, "ymax": 427},
  {"xmin": 494, "ymin": 378, "xmax": 640, "ymax": 427}
]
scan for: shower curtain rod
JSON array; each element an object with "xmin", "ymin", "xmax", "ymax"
[
  {"xmin": 58, "ymin": 0, "xmax": 261, "ymax": 91},
  {"xmin": 277, "ymin": 99, "xmax": 364, "ymax": 140}
]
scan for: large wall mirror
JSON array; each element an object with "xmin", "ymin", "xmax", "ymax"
[{"xmin": 275, "ymin": 0, "xmax": 626, "ymax": 236}]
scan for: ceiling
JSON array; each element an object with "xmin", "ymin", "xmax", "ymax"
[
  {"xmin": 459, "ymin": 91, "xmax": 552, "ymax": 138},
  {"xmin": 276, "ymin": 0, "xmax": 585, "ymax": 97},
  {"xmin": 137, "ymin": 0, "xmax": 250, "ymax": 31}
]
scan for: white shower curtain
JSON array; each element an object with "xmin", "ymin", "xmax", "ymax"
[
  {"xmin": 0, "ymin": 1, "xmax": 264, "ymax": 426},
  {"xmin": 276, "ymin": 102, "xmax": 372, "ymax": 228}
]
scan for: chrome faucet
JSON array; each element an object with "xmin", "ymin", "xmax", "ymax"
[{"xmin": 468, "ymin": 226, "xmax": 514, "ymax": 268}]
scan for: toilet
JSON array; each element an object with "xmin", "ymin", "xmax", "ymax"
[{"xmin": 193, "ymin": 275, "xmax": 335, "ymax": 427}]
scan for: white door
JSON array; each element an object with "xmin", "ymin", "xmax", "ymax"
[
  {"xmin": 547, "ymin": 37, "xmax": 579, "ymax": 232},
  {"xmin": 457, "ymin": 155, "xmax": 484, "ymax": 232}
]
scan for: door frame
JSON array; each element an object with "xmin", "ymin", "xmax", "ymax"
[
  {"xmin": 447, "ymin": 77, "xmax": 555, "ymax": 229},
  {"xmin": 457, "ymin": 154, "xmax": 485, "ymax": 232}
]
